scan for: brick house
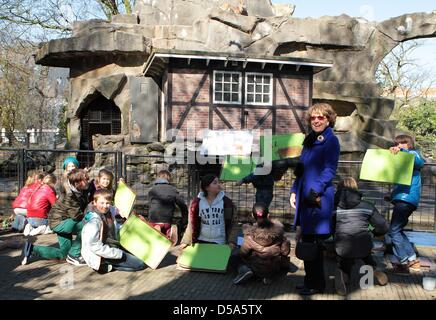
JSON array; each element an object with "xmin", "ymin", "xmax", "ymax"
[{"xmin": 129, "ymin": 49, "xmax": 332, "ymax": 144}]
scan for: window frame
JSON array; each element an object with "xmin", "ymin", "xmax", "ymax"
[
  {"xmin": 244, "ymin": 72, "xmax": 273, "ymax": 106},
  {"xmin": 212, "ymin": 70, "xmax": 242, "ymax": 105}
]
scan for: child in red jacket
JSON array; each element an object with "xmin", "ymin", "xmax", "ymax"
[
  {"xmin": 12, "ymin": 172, "xmax": 44, "ymax": 232},
  {"xmin": 24, "ymin": 174, "xmax": 57, "ymax": 236}
]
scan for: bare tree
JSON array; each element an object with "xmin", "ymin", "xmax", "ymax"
[{"xmin": 376, "ymin": 40, "xmax": 435, "ymax": 107}]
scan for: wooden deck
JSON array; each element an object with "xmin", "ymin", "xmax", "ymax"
[{"xmin": 0, "ymin": 231, "xmax": 435, "ymax": 300}]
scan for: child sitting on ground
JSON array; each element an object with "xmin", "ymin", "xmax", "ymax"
[
  {"xmin": 11, "ymin": 172, "xmax": 44, "ymax": 232},
  {"xmin": 81, "ymin": 189, "xmax": 146, "ymax": 273},
  {"xmin": 147, "ymin": 170, "xmax": 188, "ymax": 245},
  {"xmin": 333, "ymin": 177, "xmax": 389, "ymax": 296},
  {"xmin": 233, "ymin": 202, "xmax": 290, "ymax": 285},
  {"xmin": 180, "ymin": 174, "xmax": 238, "ymax": 248},
  {"xmin": 24, "ymin": 174, "xmax": 57, "ymax": 236}
]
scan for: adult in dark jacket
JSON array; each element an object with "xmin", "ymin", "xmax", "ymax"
[
  {"xmin": 21, "ymin": 169, "xmax": 90, "ymax": 266},
  {"xmin": 333, "ymin": 177, "xmax": 389, "ymax": 296},
  {"xmin": 147, "ymin": 170, "xmax": 188, "ymax": 244},
  {"xmin": 233, "ymin": 203, "xmax": 291, "ymax": 285},
  {"xmin": 290, "ymin": 103, "xmax": 340, "ymax": 296}
]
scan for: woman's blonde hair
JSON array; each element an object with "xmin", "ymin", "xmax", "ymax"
[
  {"xmin": 306, "ymin": 102, "xmax": 337, "ymax": 128},
  {"xmin": 338, "ymin": 177, "xmax": 358, "ymax": 191}
]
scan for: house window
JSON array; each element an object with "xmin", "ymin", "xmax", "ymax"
[
  {"xmin": 245, "ymin": 73, "xmax": 273, "ymax": 105},
  {"xmin": 213, "ymin": 71, "xmax": 242, "ymax": 104}
]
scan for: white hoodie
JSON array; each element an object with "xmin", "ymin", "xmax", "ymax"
[{"xmin": 197, "ymin": 191, "xmax": 226, "ymax": 244}]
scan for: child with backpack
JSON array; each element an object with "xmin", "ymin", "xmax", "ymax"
[{"xmin": 233, "ymin": 202, "xmax": 290, "ymax": 285}]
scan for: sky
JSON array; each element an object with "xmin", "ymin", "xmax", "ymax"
[{"xmin": 272, "ymin": 0, "xmax": 436, "ymax": 82}]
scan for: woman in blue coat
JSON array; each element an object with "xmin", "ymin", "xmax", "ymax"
[{"xmin": 290, "ymin": 103, "xmax": 340, "ymax": 296}]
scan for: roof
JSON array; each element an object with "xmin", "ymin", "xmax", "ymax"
[{"xmin": 143, "ymin": 49, "xmax": 333, "ymax": 77}]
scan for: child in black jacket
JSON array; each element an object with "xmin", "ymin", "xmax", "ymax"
[
  {"xmin": 333, "ymin": 177, "xmax": 389, "ymax": 296},
  {"xmin": 147, "ymin": 170, "xmax": 188, "ymax": 245}
]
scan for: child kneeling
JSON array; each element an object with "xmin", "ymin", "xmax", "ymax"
[
  {"xmin": 81, "ymin": 189, "xmax": 145, "ymax": 273},
  {"xmin": 233, "ymin": 202, "xmax": 290, "ymax": 285}
]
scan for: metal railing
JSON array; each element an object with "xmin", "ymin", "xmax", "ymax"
[{"xmin": 1, "ymin": 147, "xmax": 435, "ymax": 232}]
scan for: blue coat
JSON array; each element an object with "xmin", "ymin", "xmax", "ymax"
[
  {"xmin": 392, "ymin": 149, "xmax": 425, "ymax": 207},
  {"xmin": 291, "ymin": 127, "xmax": 340, "ymax": 235}
]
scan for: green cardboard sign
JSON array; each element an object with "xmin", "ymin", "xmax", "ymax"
[
  {"xmin": 177, "ymin": 243, "xmax": 231, "ymax": 273},
  {"xmin": 219, "ymin": 156, "xmax": 256, "ymax": 181},
  {"xmin": 119, "ymin": 214, "xmax": 172, "ymax": 269},
  {"xmin": 359, "ymin": 149, "xmax": 414, "ymax": 185},
  {"xmin": 114, "ymin": 180, "xmax": 136, "ymax": 218},
  {"xmin": 260, "ymin": 133, "xmax": 305, "ymax": 161}
]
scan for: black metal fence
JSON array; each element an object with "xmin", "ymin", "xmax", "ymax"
[{"xmin": 1, "ymin": 147, "xmax": 435, "ymax": 232}]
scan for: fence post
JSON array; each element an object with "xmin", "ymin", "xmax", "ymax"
[
  {"xmin": 116, "ymin": 151, "xmax": 123, "ymax": 182},
  {"xmin": 18, "ymin": 149, "xmax": 25, "ymax": 190}
]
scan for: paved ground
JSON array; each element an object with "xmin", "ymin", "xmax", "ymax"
[{"xmin": 0, "ymin": 231, "xmax": 435, "ymax": 300}]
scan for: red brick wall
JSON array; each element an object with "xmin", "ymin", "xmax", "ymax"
[
  {"xmin": 276, "ymin": 109, "xmax": 306, "ymax": 134},
  {"xmin": 212, "ymin": 107, "xmax": 242, "ymax": 130},
  {"xmin": 168, "ymin": 69, "xmax": 311, "ymax": 138},
  {"xmin": 275, "ymin": 75, "xmax": 310, "ymax": 107},
  {"xmin": 172, "ymin": 69, "xmax": 210, "ymax": 104}
]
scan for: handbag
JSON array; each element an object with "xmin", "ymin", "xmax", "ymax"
[{"xmin": 295, "ymin": 241, "xmax": 319, "ymax": 262}]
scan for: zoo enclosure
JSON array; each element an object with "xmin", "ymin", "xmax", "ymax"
[{"xmin": 1, "ymin": 148, "xmax": 435, "ymax": 232}]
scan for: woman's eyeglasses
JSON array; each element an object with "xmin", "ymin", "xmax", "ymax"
[{"xmin": 310, "ymin": 115, "xmax": 326, "ymax": 121}]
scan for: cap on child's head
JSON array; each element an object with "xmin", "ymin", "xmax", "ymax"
[{"xmin": 63, "ymin": 157, "xmax": 79, "ymax": 171}]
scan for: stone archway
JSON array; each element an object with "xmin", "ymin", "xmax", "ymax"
[{"xmin": 77, "ymin": 94, "xmax": 122, "ymax": 167}]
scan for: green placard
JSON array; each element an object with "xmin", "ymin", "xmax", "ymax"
[
  {"xmin": 114, "ymin": 180, "xmax": 136, "ymax": 218},
  {"xmin": 260, "ymin": 133, "xmax": 305, "ymax": 161},
  {"xmin": 177, "ymin": 243, "xmax": 231, "ymax": 273},
  {"xmin": 119, "ymin": 214, "xmax": 172, "ymax": 269},
  {"xmin": 220, "ymin": 155, "xmax": 256, "ymax": 181},
  {"xmin": 359, "ymin": 149, "xmax": 414, "ymax": 185}
]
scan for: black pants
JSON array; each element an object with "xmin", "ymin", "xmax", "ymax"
[
  {"xmin": 301, "ymin": 234, "xmax": 330, "ymax": 291},
  {"xmin": 337, "ymin": 255, "xmax": 377, "ymax": 280}
]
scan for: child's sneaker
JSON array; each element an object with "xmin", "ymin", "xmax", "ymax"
[
  {"xmin": 407, "ymin": 259, "xmax": 421, "ymax": 272},
  {"xmin": 66, "ymin": 254, "xmax": 87, "ymax": 266},
  {"xmin": 233, "ymin": 265, "xmax": 254, "ymax": 285},
  {"xmin": 390, "ymin": 263, "xmax": 410, "ymax": 275}
]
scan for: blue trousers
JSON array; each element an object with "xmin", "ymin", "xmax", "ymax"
[
  {"xmin": 105, "ymin": 251, "xmax": 146, "ymax": 272},
  {"xmin": 388, "ymin": 201, "xmax": 416, "ymax": 264}
]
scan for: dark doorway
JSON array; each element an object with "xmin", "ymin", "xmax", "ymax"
[{"xmin": 79, "ymin": 95, "xmax": 122, "ymax": 166}]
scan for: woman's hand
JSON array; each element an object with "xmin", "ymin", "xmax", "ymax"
[
  {"xmin": 290, "ymin": 193, "xmax": 297, "ymax": 209},
  {"xmin": 295, "ymin": 226, "xmax": 302, "ymax": 243},
  {"xmin": 389, "ymin": 146, "xmax": 401, "ymax": 154},
  {"xmin": 179, "ymin": 243, "xmax": 188, "ymax": 250}
]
